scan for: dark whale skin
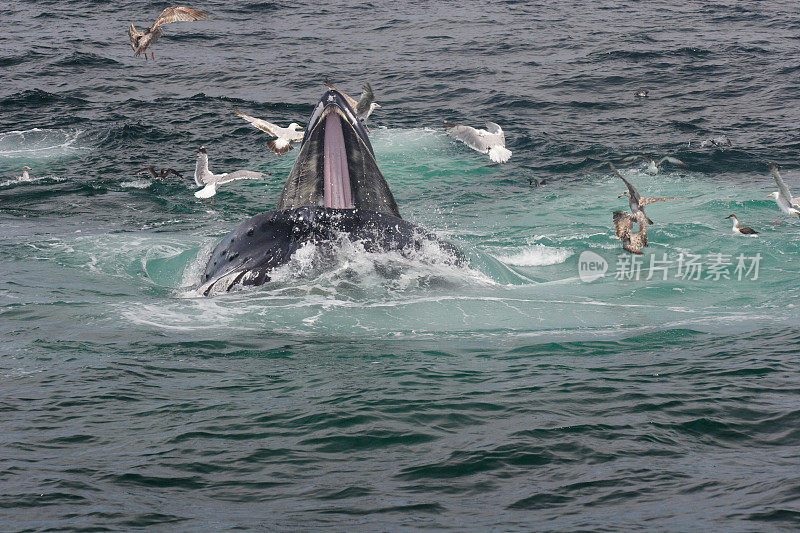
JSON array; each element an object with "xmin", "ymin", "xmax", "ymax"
[{"xmin": 199, "ymin": 206, "xmax": 463, "ymax": 294}]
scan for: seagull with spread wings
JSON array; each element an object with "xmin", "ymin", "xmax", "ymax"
[
  {"xmin": 444, "ymin": 121, "xmax": 512, "ymax": 163},
  {"xmin": 193, "ymin": 146, "xmax": 265, "ymax": 203},
  {"xmin": 610, "ymin": 163, "xmax": 700, "ymax": 224},
  {"xmin": 128, "ymin": 7, "xmax": 208, "ymax": 60},
  {"xmin": 234, "ymin": 110, "xmax": 304, "ymax": 155},
  {"xmin": 622, "ymin": 154, "xmax": 688, "ymax": 175},
  {"xmin": 767, "ymin": 162, "xmax": 800, "ymax": 223}
]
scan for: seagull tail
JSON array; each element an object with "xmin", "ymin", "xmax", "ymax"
[
  {"xmin": 267, "ymin": 140, "xmax": 294, "ymax": 156},
  {"xmin": 488, "ymin": 146, "xmax": 512, "ymax": 164}
]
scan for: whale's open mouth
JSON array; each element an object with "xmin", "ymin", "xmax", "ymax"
[{"xmin": 277, "ymin": 90, "xmax": 401, "ymax": 218}]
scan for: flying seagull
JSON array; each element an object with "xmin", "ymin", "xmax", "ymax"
[
  {"xmin": 700, "ymin": 136, "xmax": 732, "ymax": 149},
  {"xmin": 613, "ymin": 210, "xmax": 649, "ymax": 255},
  {"xmin": 622, "ymin": 154, "xmax": 688, "ymax": 175},
  {"xmin": 194, "ymin": 146, "xmax": 265, "ymax": 202},
  {"xmin": 323, "ymin": 80, "xmax": 381, "ymax": 120},
  {"xmin": 444, "ymin": 121, "xmax": 512, "ymax": 163},
  {"xmin": 610, "ymin": 162, "xmax": 700, "ymax": 224},
  {"xmin": 128, "ymin": 7, "xmax": 208, "ymax": 60},
  {"xmin": 234, "ymin": 110, "xmax": 304, "ymax": 155},
  {"xmin": 20, "ymin": 166, "xmax": 31, "ymax": 181},
  {"xmin": 725, "ymin": 214, "xmax": 758, "ymax": 235},
  {"xmin": 137, "ymin": 166, "xmax": 182, "ymax": 179},
  {"xmin": 767, "ymin": 162, "xmax": 800, "ymax": 223}
]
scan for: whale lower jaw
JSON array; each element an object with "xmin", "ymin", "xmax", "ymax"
[{"xmin": 198, "ymin": 207, "xmax": 463, "ymax": 295}]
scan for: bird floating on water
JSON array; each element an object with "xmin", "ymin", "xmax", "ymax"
[
  {"xmin": 444, "ymin": 121, "xmax": 512, "ymax": 163},
  {"xmin": 137, "ymin": 167, "xmax": 182, "ymax": 179},
  {"xmin": 613, "ymin": 210, "xmax": 649, "ymax": 255},
  {"xmin": 20, "ymin": 166, "xmax": 32, "ymax": 181},
  {"xmin": 193, "ymin": 146, "xmax": 265, "ymax": 202},
  {"xmin": 528, "ymin": 177, "xmax": 550, "ymax": 187},
  {"xmin": 234, "ymin": 110, "xmax": 304, "ymax": 155},
  {"xmin": 610, "ymin": 162, "xmax": 700, "ymax": 224},
  {"xmin": 767, "ymin": 162, "xmax": 800, "ymax": 223},
  {"xmin": 622, "ymin": 154, "xmax": 688, "ymax": 175},
  {"xmin": 634, "ymin": 89, "xmax": 649, "ymax": 98},
  {"xmin": 128, "ymin": 7, "xmax": 208, "ymax": 60},
  {"xmin": 323, "ymin": 81, "xmax": 381, "ymax": 121},
  {"xmin": 725, "ymin": 214, "xmax": 758, "ymax": 235}
]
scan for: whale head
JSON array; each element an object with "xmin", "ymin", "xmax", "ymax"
[{"xmin": 276, "ymin": 90, "xmax": 400, "ymax": 218}]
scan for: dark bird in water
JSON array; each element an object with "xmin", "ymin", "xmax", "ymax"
[
  {"xmin": 610, "ymin": 162, "xmax": 701, "ymax": 225},
  {"xmin": 128, "ymin": 7, "xmax": 208, "ymax": 60},
  {"xmin": 725, "ymin": 214, "xmax": 758, "ymax": 235},
  {"xmin": 613, "ymin": 210, "xmax": 649, "ymax": 255},
  {"xmin": 323, "ymin": 80, "xmax": 382, "ymax": 120},
  {"xmin": 621, "ymin": 154, "xmax": 688, "ymax": 175},
  {"xmin": 137, "ymin": 167, "xmax": 183, "ymax": 179},
  {"xmin": 634, "ymin": 89, "xmax": 649, "ymax": 98},
  {"xmin": 528, "ymin": 177, "xmax": 550, "ymax": 187}
]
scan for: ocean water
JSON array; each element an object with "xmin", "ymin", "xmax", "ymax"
[{"xmin": 2, "ymin": 1, "xmax": 800, "ymax": 530}]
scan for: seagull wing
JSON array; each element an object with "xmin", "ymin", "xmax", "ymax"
[
  {"xmin": 355, "ymin": 83, "xmax": 375, "ymax": 116},
  {"xmin": 164, "ymin": 168, "xmax": 183, "ymax": 178},
  {"xmin": 324, "ymin": 80, "xmax": 359, "ymax": 110},
  {"xmin": 622, "ymin": 154, "xmax": 650, "ymax": 164},
  {"xmin": 128, "ymin": 24, "xmax": 142, "ymax": 51},
  {"xmin": 638, "ymin": 194, "xmax": 702, "ymax": 207},
  {"xmin": 216, "ymin": 170, "xmax": 264, "ymax": 185},
  {"xmin": 136, "ymin": 167, "xmax": 157, "ymax": 178},
  {"xmin": 613, "ymin": 210, "xmax": 634, "ymax": 239},
  {"xmin": 769, "ymin": 163, "xmax": 797, "ymax": 207},
  {"xmin": 234, "ymin": 110, "xmax": 281, "ymax": 137},
  {"xmin": 657, "ymin": 156, "xmax": 688, "ymax": 168},
  {"xmin": 152, "ymin": 7, "xmax": 208, "ymax": 29},
  {"xmin": 609, "ymin": 162, "xmax": 641, "ymax": 204}
]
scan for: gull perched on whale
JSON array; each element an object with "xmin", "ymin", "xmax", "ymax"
[
  {"xmin": 128, "ymin": 6, "xmax": 208, "ymax": 60},
  {"xmin": 622, "ymin": 154, "xmax": 688, "ymax": 175},
  {"xmin": 323, "ymin": 81, "xmax": 381, "ymax": 120},
  {"xmin": 194, "ymin": 146, "xmax": 265, "ymax": 202},
  {"xmin": 610, "ymin": 163, "xmax": 700, "ymax": 224},
  {"xmin": 613, "ymin": 209, "xmax": 649, "ymax": 254},
  {"xmin": 444, "ymin": 121, "xmax": 512, "ymax": 163},
  {"xmin": 234, "ymin": 110, "xmax": 304, "ymax": 155},
  {"xmin": 767, "ymin": 162, "xmax": 800, "ymax": 222}
]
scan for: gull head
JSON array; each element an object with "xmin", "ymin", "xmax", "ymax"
[
  {"xmin": 725, "ymin": 214, "xmax": 738, "ymax": 220},
  {"xmin": 198, "ymin": 146, "xmax": 207, "ymax": 154},
  {"xmin": 767, "ymin": 192, "xmax": 778, "ymax": 199},
  {"xmin": 22, "ymin": 166, "xmax": 31, "ymax": 171},
  {"xmin": 288, "ymin": 123, "xmax": 303, "ymax": 131},
  {"xmin": 371, "ymin": 103, "xmax": 382, "ymax": 110},
  {"xmin": 618, "ymin": 191, "xmax": 631, "ymax": 199}
]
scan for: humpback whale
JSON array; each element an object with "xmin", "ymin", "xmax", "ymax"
[{"xmin": 198, "ymin": 90, "xmax": 462, "ymax": 295}]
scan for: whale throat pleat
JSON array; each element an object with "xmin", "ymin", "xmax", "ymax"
[{"xmin": 323, "ymin": 114, "xmax": 353, "ymax": 209}]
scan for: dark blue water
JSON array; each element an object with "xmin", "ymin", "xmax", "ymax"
[{"xmin": 2, "ymin": 1, "xmax": 800, "ymax": 530}]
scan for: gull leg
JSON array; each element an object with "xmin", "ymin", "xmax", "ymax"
[{"xmin": 151, "ymin": 51, "xmax": 154, "ymax": 61}]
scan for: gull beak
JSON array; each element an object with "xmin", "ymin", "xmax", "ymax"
[
  {"xmin": 375, "ymin": 103, "xmax": 382, "ymax": 108},
  {"xmin": 617, "ymin": 194, "xmax": 625, "ymax": 199},
  {"xmin": 297, "ymin": 126, "xmax": 304, "ymax": 131}
]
